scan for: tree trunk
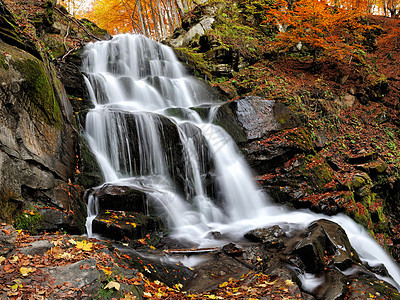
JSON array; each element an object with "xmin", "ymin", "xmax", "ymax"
[
  {"xmin": 149, "ymin": 0, "xmax": 161, "ymax": 40},
  {"xmin": 120, "ymin": 0, "xmax": 140, "ymax": 33}
]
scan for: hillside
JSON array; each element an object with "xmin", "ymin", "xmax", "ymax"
[{"xmin": 166, "ymin": 0, "xmax": 400, "ymax": 263}]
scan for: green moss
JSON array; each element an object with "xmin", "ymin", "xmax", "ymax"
[
  {"xmin": 13, "ymin": 58, "xmax": 62, "ymax": 128},
  {"xmin": 285, "ymin": 127, "xmax": 315, "ymax": 152},
  {"xmin": 15, "ymin": 207, "xmax": 43, "ymax": 234},
  {"xmin": 0, "ymin": 53, "xmax": 9, "ymax": 70}
]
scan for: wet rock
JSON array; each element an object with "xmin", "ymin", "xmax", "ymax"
[
  {"xmin": 244, "ymin": 225, "xmax": 285, "ymax": 249},
  {"xmin": 222, "ymin": 242, "xmax": 244, "ymax": 257},
  {"xmin": 0, "ymin": 225, "xmax": 17, "ymax": 255},
  {"xmin": 213, "ymin": 96, "xmax": 300, "ymax": 144},
  {"xmin": 92, "ymin": 211, "xmax": 164, "ymax": 240},
  {"xmin": 343, "ymin": 268, "xmax": 400, "ymax": 300},
  {"xmin": 292, "ymin": 219, "xmax": 360, "ymax": 273},
  {"xmin": 310, "ymin": 269, "xmax": 346, "ymax": 300},
  {"xmin": 91, "ymin": 183, "xmax": 150, "ymax": 214},
  {"xmin": 183, "ymin": 252, "xmax": 251, "ymax": 293},
  {"xmin": 117, "ymin": 247, "xmax": 194, "ymax": 288},
  {"xmin": 269, "ymin": 268, "xmax": 316, "ymax": 299}
]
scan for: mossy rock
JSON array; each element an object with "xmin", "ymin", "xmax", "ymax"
[
  {"xmin": 285, "ymin": 127, "xmax": 315, "ymax": 153},
  {"xmin": 12, "ymin": 57, "xmax": 62, "ymax": 128}
]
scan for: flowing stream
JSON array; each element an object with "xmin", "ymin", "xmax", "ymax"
[{"xmin": 82, "ymin": 34, "xmax": 400, "ymax": 289}]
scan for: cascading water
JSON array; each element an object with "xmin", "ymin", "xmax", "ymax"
[{"xmin": 82, "ymin": 34, "xmax": 400, "ymax": 289}]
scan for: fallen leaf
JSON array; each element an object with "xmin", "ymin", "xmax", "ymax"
[
  {"xmin": 143, "ymin": 292, "xmax": 152, "ymax": 298},
  {"xmin": 20, "ymin": 267, "xmax": 34, "ymax": 277},
  {"xmin": 80, "ymin": 263, "xmax": 91, "ymax": 270},
  {"xmin": 124, "ymin": 293, "xmax": 137, "ymax": 300},
  {"xmin": 51, "ymin": 239, "xmax": 63, "ymax": 246},
  {"xmin": 285, "ymin": 279, "xmax": 295, "ymax": 287},
  {"xmin": 102, "ymin": 267, "xmax": 112, "ymax": 276},
  {"xmin": 0, "ymin": 256, "xmax": 5, "ymax": 264},
  {"xmin": 76, "ymin": 240, "xmax": 93, "ymax": 251},
  {"xmin": 68, "ymin": 239, "xmax": 77, "ymax": 245},
  {"xmin": 104, "ymin": 281, "xmax": 120, "ymax": 290}
]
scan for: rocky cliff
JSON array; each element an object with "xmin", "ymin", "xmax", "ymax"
[{"xmin": 0, "ymin": 0, "xmax": 108, "ymax": 233}]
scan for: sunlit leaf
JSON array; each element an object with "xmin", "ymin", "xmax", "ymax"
[
  {"xmin": 143, "ymin": 291, "xmax": 152, "ymax": 298},
  {"xmin": 102, "ymin": 267, "xmax": 112, "ymax": 276},
  {"xmin": 0, "ymin": 256, "xmax": 5, "ymax": 264},
  {"xmin": 104, "ymin": 281, "xmax": 120, "ymax": 290},
  {"xmin": 76, "ymin": 240, "xmax": 93, "ymax": 251},
  {"xmin": 285, "ymin": 279, "xmax": 295, "ymax": 286},
  {"xmin": 124, "ymin": 293, "xmax": 137, "ymax": 300},
  {"xmin": 20, "ymin": 267, "xmax": 34, "ymax": 277}
]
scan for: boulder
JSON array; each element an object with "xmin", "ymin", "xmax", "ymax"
[
  {"xmin": 91, "ymin": 183, "xmax": 150, "ymax": 214},
  {"xmin": 213, "ymin": 96, "xmax": 300, "ymax": 144},
  {"xmin": 45, "ymin": 258, "xmax": 101, "ymax": 297},
  {"xmin": 92, "ymin": 211, "xmax": 164, "ymax": 240},
  {"xmin": 244, "ymin": 225, "xmax": 285, "ymax": 249},
  {"xmin": 292, "ymin": 219, "xmax": 361, "ymax": 273},
  {"xmin": 169, "ymin": 17, "xmax": 215, "ymax": 48}
]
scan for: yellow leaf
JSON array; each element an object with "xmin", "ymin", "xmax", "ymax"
[
  {"xmin": 11, "ymin": 255, "xmax": 19, "ymax": 262},
  {"xmin": 0, "ymin": 256, "xmax": 5, "ymax": 264},
  {"xmin": 76, "ymin": 240, "xmax": 93, "ymax": 251},
  {"xmin": 104, "ymin": 281, "xmax": 120, "ymax": 290},
  {"xmin": 20, "ymin": 267, "xmax": 34, "ymax": 277},
  {"xmin": 16, "ymin": 229, "xmax": 22, "ymax": 234},
  {"xmin": 68, "ymin": 239, "xmax": 77, "ymax": 245},
  {"xmin": 174, "ymin": 283, "xmax": 183, "ymax": 290},
  {"xmin": 154, "ymin": 280, "xmax": 161, "ymax": 285},
  {"xmin": 205, "ymin": 295, "xmax": 220, "ymax": 299},
  {"xmin": 143, "ymin": 292, "xmax": 152, "ymax": 298},
  {"xmin": 11, "ymin": 283, "xmax": 22, "ymax": 290},
  {"xmin": 150, "ymin": 246, "xmax": 156, "ymax": 250},
  {"xmin": 102, "ymin": 267, "xmax": 112, "ymax": 276},
  {"xmin": 285, "ymin": 279, "xmax": 295, "ymax": 287},
  {"xmin": 219, "ymin": 281, "xmax": 228, "ymax": 288}
]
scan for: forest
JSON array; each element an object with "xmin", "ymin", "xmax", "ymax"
[
  {"xmin": 60, "ymin": 0, "xmax": 400, "ymax": 39},
  {"xmin": 1, "ymin": 0, "xmax": 400, "ymax": 298}
]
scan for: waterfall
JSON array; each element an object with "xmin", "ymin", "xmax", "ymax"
[{"xmin": 82, "ymin": 34, "xmax": 400, "ymax": 289}]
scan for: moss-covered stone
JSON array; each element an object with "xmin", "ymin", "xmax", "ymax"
[
  {"xmin": 13, "ymin": 58, "xmax": 62, "ymax": 128},
  {"xmin": 0, "ymin": 52, "xmax": 9, "ymax": 70}
]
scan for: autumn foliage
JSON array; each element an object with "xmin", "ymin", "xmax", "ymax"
[
  {"xmin": 83, "ymin": 0, "xmax": 192, "ymax": 39},
  {"xmin": 263, "ymin": 0, "xmax": 377, "ymax": 62}
]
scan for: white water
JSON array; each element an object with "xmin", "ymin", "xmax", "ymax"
[{"xmin": 82, "ymin": 34, "xmax": 400, "ymax": 290}]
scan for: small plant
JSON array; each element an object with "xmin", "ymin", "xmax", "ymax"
[{"xmin": 15, "ymin": 207, "xmax": 43, "ymax": 234}]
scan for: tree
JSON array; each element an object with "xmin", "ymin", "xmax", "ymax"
[
  {"xmin": 82, "ymin": 0, "xmax": 192, "ymax": 39},
  {"xmin": 263, "ymin": 0, "xmax": 376, "ymax": 63}
]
